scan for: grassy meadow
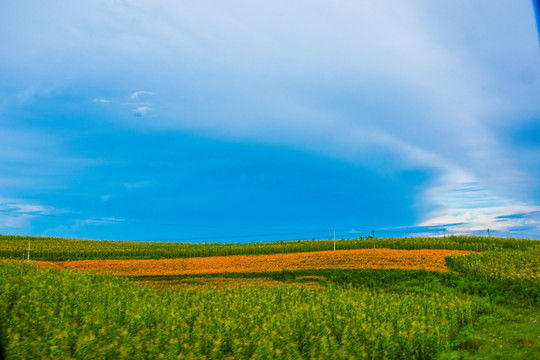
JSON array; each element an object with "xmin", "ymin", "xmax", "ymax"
[{"xmin": 0, "ymin": 235, "xmax": 538, "ymax": 359}]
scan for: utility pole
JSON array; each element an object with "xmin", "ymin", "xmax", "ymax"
[
  {"xmin": 487, "ymin": 228, "xmax": 490, "ymax": 237},
  {"xmin": 20, "ymin": 251, "xmax": 24, "ymax": 278},
  {"xmin": 27, "ymin": 241, "xmax": 30, "ymax": 261},
  {"xmin": 333, "ymin": 229, "xmax": 336, "ymax": 251}
]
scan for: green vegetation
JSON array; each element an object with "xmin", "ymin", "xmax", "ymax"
[
  {"xmin": 447, "ymin": 248, "xmax": 540, "ymax": 304},
  {"xmin": 0, "ymin": 234, "xmax": 536, "ymax": 261},
  {"xmin": 0, "ymin": 262, "xmax": 488, "ymax": 359},
  {"xmin": 0, "ymin": 237, "xmax": 538, "ymax": 359}
]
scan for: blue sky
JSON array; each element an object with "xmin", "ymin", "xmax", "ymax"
[{"xmin": 1, "ymin": 1, "xmax": 540, "ymax": 241}]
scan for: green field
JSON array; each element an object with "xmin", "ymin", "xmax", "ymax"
[
  {"xmin": 0, "ymin": 235, "xmax": 539, "ymax": 359},
  {"xmin": 0, "ymin": 234, "xmax": 536, "ymax": 260}
]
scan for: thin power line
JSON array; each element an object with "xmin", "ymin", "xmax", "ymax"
[
  {"xmin": 129, "ymin": 230, "xmax": 334, "ymax": 242},
  {"xmin": 0, "ymin": 209, "xmax": 329, "ymax": 233},
  {"xmin": 1, "ymin": 209, "xmax": 537, "ymax": 241},
  {"xmin": 0, "ymin": 209, "xmax": 352, "ymax": 241}
]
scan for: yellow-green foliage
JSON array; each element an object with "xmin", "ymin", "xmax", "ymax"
[
  {"xmin": 0, "ymin": 262, "xmax": 487, "ymax": 359},
  {"xmin": 450, "ymin": 247, "xmax": 540, "ymax": 283},
  {"xmin": 0, "ymin": 234, "xmax": 536, "ymax": 261},
  {"xmin": 447, "ymin": 247, "xmax": 540, "ymax": 304}
]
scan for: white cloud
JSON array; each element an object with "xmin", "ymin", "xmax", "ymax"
[
  {"xmin": 420, "ymin": 181, "xmax": 540, "ymax": 235},
  {"xmin": 131, "ymin": 90, "xmax": 155, "ymax": 99},
  {"xmin": 0, "ymin": 198, "xmax": 52, "ymax": 230},
  {"xmin": 1, "ymin": 214, "xmax": 34, "ymax": 229},
  {"xmin": 93, "ymin": 97, "xmax": 110, "ymax": 103},
  {"xmin": 133, "ymin": 106, "xmax": 152, "ymax": 117}
]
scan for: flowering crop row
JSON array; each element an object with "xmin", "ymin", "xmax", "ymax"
[
  {"xmin": 140, "ymin": 276, "xmax": 326, "ymax": 289},
  {"xmin": 36, "ymin": 249, "xmax": 471, "ymax": 277},
  {"xmin": 448, "ymin": 247, "xmax": 540, "ymax": 284}
]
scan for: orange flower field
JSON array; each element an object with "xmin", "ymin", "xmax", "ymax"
[{"xmin": 35, "ymin": 248, "xmax": 471, "ymax": 276}]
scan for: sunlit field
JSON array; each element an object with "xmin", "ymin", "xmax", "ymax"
[
  {"xmin": 0, "ymin": 234, "xmax": 533, "ymax": 260},
  {"xmin": 32, "ymin": 248, "xmax": 470, "ymax": 276},
  {"xmin": 1, "ymin": 235, "xmax": 538, "ymax": 359}
]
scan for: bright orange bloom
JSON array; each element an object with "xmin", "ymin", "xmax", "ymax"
[{"xmin": 34, "ymin": 249, "xmax": 470, "ymax": 276}]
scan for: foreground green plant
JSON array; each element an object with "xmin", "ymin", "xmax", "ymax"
[{"xmin": 0, "ymin": 262, "xmax": 487, "ymax": 359}]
